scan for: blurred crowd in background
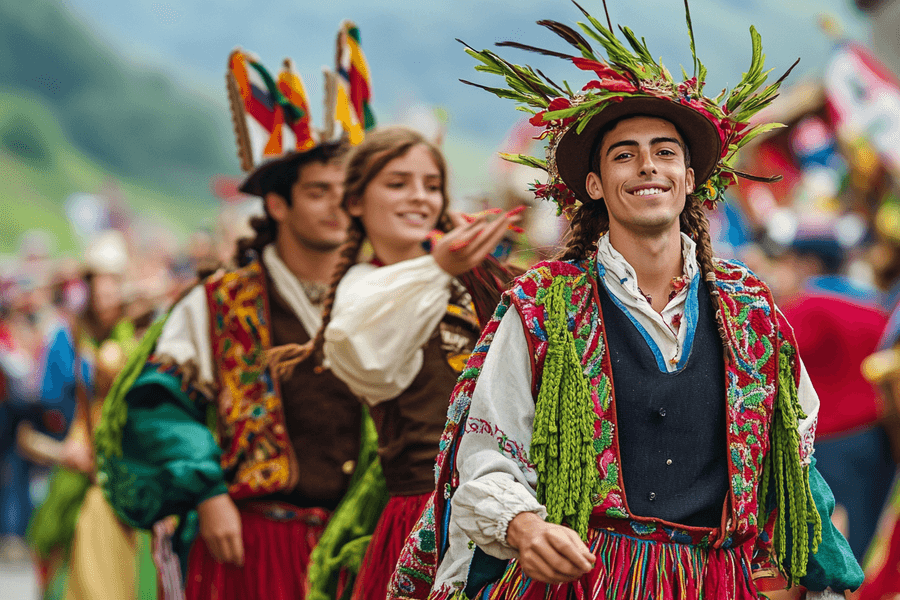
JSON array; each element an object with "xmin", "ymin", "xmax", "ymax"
[{"xmin": 3, "ymin": 0, "xmax": 900, "ymax": 596}]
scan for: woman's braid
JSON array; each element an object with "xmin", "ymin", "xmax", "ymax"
[{"xmin": 309, "ymin": 222, "xmax": 365, "ymax": 366}]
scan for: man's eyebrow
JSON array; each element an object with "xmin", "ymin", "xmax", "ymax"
[
  {"xmin": 300, "ymin": 181, "xmax": 332, "ymax": 189},
  {"xmin": 605, "ymin": 140, "xmax": 638, "ymax": 156},
  {"xmin": 650, "ymin": 136, "xmax": 684, "ymax": 148},
  {"xmin": 605, "ymin": 137, "xmax": 684, "ymax": 156}
]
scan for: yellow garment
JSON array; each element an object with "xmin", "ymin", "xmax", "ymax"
[{"xmin": 65, "ymin": 486, "xmax": 137, "ymax": 600}]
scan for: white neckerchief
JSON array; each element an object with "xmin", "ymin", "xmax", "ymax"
[
  {"xmin": 596, "ymin": 232, "xmax": 699, "ymax": 372},
  {"xmin": 262, "ymin": 245, "xmax": 323, "ymax": 338}
]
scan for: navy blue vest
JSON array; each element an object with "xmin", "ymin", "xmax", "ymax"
[{"xmin": 596, "ymin": 279, "xmax": 729, "ymax": 528}]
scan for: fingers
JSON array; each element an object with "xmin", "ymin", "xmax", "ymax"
[
  {"xmin": 451, "ymin": 213, "xmax": 521, "ymax": 262},
  {"xmin": 516, "ymin": 522, "xmax": 594, "ymax": 586},
  {"xmin": 205, "ymin": 532, "xmax": 244, "ymax": 566},
  {"xmin": 447, "ymin": 220, "xmax": 489, "ymax": 252},
  {"xmin": 224, "ymin": 533, "xmax": 245, "ymax": 567},
  {"xmin": 532, "ymin": 539, "xmax": 589, "ymax": 580},
  {"xmin": 545, "ymin": 530, "xmax": 595, "ymax": 573},
  {"xmin": 465, "ymin": 213, "xmax": 520, "ymax": 258},
  {"xmin": 521, "ymin": 546, "xmax": 583, "ymax": 585},
  {"xmin": 205, "ymin": 535, "xmax": 225, "ymax": 563}
]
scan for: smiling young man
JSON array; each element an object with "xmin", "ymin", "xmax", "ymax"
[{"xmin": 389, "ymin": 7, "xmax": 863, "ymax": 600}]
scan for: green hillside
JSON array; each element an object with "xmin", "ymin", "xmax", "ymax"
[
  {"xmin": 0, "ymin": 0, "xmax": 236, "ymax": 197},
  {"xmin": 0, "ymin": 90, "xmax": 217, "ymax": 255}
]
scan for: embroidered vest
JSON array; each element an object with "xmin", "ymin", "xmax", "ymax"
[
  {"xmin": 507, "ymin": 257, "xmax": 784, "ymax": 546},
  {"xmin": 203, "ymin": 260, "xmax": 297, "ymax": 500},
  {"xmin": 388, "ymin": 254, "xmax": 802, "ymax": 600}
]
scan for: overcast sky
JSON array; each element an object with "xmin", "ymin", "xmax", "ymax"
[{"xmin": 59, "ymin": 0, "xmax": 871, "ymax": 195}]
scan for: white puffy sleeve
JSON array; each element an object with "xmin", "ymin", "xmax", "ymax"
[
  {"xmin": 323, "ymin": 254, "xmax": 453, "ymax": 405},
  {"xmin": 450, "ymin": 307, "xmax": 547, "ymax": 560},
  {"xmin": 153, "ymin": 285, "xmax": 216, "ymax": 389}
]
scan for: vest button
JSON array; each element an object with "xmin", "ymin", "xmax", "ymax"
[
  {"xmin": 666, "ymin": 459, "xmax": 673, "ymax": 466},
  {"xmin": 648, "ymin": 492, "xmax": 657, "ymax": 501},
  {"xmin": 342, "ymin": 460, "xmax": 357, "ymax": 475},
  {"xmin": 658, "ymin": 408, "xmax": 667, "ymax": 417}
]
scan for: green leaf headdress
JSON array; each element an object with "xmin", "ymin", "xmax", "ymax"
[{"xmin": 462, "ymin": 0, "xmax": 797, "ymax": 218}]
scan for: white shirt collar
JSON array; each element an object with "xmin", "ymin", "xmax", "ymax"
[
  {"xmin": 261, "ymin": 244, "xmax": 322, "ymax": 337},
  {"xmin": 596, "ymin": 231, "xmax": 698, "ymax": 297}
]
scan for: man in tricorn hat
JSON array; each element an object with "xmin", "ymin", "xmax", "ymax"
[
  {"xmin": 390, "ymin": 5, "xmax": 863, "ymax": 600},
  {"xmin": 96, "ymin": 51, "xmax": 367, "ymax": 600}
]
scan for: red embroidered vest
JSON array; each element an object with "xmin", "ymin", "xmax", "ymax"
[
  {"xmin": 506, "ymin": 257, "xmax": 790, "ymax": 547},
  {"xmin": 203, "ymin": 261, "xmax": 297, "ymax": 500},
  {"xmin": 389, "ymin": 255, "xmax": 802, "ymax": 600}
]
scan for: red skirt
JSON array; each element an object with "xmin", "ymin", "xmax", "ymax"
[
  {"xmin": 351, "ymin": 493, "xmax": 431, "ymax": 600},
  {"xmin": 186, "ymin": 503, "xmax": 329, "ymax": 600}
]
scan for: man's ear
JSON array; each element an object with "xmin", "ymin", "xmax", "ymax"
[
  {"xmin": 345, "ymin": 195, "xmax": 364, "ymax": 218},
  {"xmin": 585, "ymin": 172, "xmax": 604, "ymax": 201},
  {"xmin": 685, "ymin": 167, "xmax": 695, "ymax": 195},
  {"xmin": 265, "ymin": 192, "xmax": 289, "ymax": 223}
]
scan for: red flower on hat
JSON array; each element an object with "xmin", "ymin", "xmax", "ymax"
[
  {"xmin": 573, "ymin": 57, "xmax": 622, "ymax": 79},
  {"xmin": 677, "ymin": 77, "xmax": 699, "ymax": 97},
  {"xmin": 573, "ymin": 57, "xmax": 638, "ymax": 94},
  {"xmin": 583, "ymin": 79, "xmax": 637, "ymax": 94},
  {"xmin": 531, "ymin": 179, "xmax": 579, "ymax": 214},
  {"xmin": 529, "ymin": 97, "xmax": 575, "ymax": 128},
  {"xmin": 679, "ymin": 97, "xmax": 729, "ymax": 155}
]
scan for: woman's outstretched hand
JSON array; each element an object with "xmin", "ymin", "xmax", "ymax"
[{"xmin": 432, "ymin": 207, "xmax": 525, "ymax": 277}]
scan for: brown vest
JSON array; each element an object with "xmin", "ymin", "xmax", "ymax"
[
  {"xmin": 263, "ymin": 272, "xmax": 362, "ymax": 509},
  {"xmin": 369, "ymin": 293, "xmax": 480, "ymax": 496}
]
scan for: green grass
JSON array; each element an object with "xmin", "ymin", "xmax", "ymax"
[{"xmin": 0, "ymin": 89, "xmax": 219, "ymax": 255}]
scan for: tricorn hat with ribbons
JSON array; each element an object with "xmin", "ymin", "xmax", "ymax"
[{"xmin": 228, "ymin": 22, "xmax": 375, "ymax": 197}]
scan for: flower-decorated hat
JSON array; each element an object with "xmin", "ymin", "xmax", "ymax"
[
  {"xmin": 229, "ymin": 21, "xmax": 375, "ymax": 197},
  {"xmin": 461, "ymin": 1, "xmax": 796, "ymax": 217}
]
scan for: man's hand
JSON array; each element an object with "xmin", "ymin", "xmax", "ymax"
[
  {"xmin": 197, "ymin": 494, "xmax": 244, "ymax": 566},
  {"xmin": 506, "ymin": 512, "xmax": 595, "ymax": 585},
  {"xmin": 432, "ymin": 208, "xmax": 524, "ymax": 277},
  {"xmin": 60, "ymin": 436, "xmax": 94, "ymax": 474}
]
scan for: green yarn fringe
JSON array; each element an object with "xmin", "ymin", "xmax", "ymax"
[
  {"xmin": 93, "ymin": 315, "xmax": 168, "ymax": 461},
  {"xmin": 307, "ymin": 408, "xmax": 389, "ymax": 600},
  {"xmin": 531, "ymin": 277, "xmax": 599, "ymax": 540},
  {"xmin": 757, "ymin": 342, "xmax": 822, "ymax": 586}
]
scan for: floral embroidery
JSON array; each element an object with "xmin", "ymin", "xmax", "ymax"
[
  {"xmin": 465, "ymin": 418, "xmax": 535, "ymax": 470},
  {"xmin": 389, "ymin": 256, "xmax": 800, "ymax": 600},
  {"xmin": 205, "ymin": 260, "xmax": 293, "ymax": 500}
]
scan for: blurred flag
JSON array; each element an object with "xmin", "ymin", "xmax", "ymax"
[
  {"xmin": 227, "ymin": 49, "xmax": 316, "ymax": 171},
  {"xmin": 825, "ymin": 42, "xmax": 900, "ymax": 176},
  {"xmin": 337, "ymin": 21, "xmax": 375, "ymax": 130},
  {"xmin": 277, "ymin": 59, "xmax": 317, "ymax": 152},
  {"xmin": 328, "ymin": 21, "xmax": 374, "ymax": 144}
]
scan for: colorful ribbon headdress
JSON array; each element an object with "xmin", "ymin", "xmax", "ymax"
[
  {"xmin": 228, "ymin": 22, "xmax": 376, "ymax": 173},
  {"xmin": 461, "ymin": 0, "xmax": 797, "ymax": 218},
  {"xmin": 324, "ymin": 20, "xmax": 376, "ymax": 146},
  {"xmin": 228, "ymin": 50, "xmax": 319, "ymax": 173}
]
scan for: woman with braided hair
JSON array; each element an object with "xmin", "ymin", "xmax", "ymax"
[
  {"xmin": 388, "ymin": 5, "xmax": 863, "ymax": 600},
  {"xmin": 308, "ymin": 126, "xmax": 522, "ymax": 600}
]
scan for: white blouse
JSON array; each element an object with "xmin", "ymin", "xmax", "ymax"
[{"xmin": 323, "ymin": 254, "xmax": 453, "ymax": 406}]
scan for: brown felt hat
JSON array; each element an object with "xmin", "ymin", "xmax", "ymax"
[
  {"xmin": 555, "ymin": 97, "xmax": 722, "ymax": 204},
  {"xmin": 238, "ymin": 152, "xmax": 306, "ymax": 197}
]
